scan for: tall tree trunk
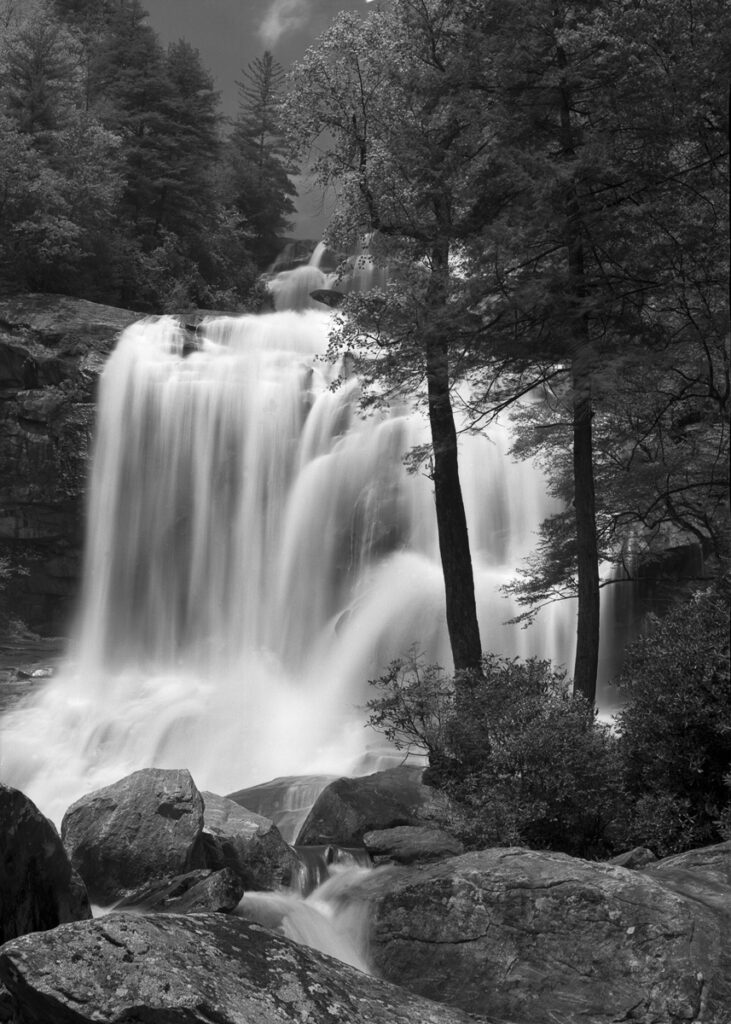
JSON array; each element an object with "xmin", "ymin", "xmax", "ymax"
[
  {"xmin": 572, "ymin": 361, "xmax": 600, "ymax": 705},
  {"xmin": 425, "ymin": 240, "xmax": 483, "ymax": 678},
  {"xmin": 558, "ymin": 47, "xmax": 600, "ymax": 705}
]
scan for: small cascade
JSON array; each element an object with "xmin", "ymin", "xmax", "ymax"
[
  {"xmin": 294, "ymin": 844, "xmax": 373, "ymax": 895},
  {"xmin": 236, "ymin": 861, "xmax": 377, "ymax": 973}
]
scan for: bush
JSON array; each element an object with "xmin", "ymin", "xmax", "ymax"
[
  {"xmin": 614, "ymin": 585, "xmax": 731, "ymax": 856},
  {"xmin": 366, "ymin": 653, "xmax": 621, "ymax": 858}
]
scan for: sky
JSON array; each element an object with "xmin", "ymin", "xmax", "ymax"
[{"xmin": 143, "ymin": 0, "xmax": 378, "ymax": 237}]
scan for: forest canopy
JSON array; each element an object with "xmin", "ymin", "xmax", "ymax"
[{"xmin": 0, "ymin": 0, "xmax": 298, "ymax": 310}]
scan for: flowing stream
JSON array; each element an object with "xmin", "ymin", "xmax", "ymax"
[{"xmin": 0, "ymin": 267, "xmax": 626, "ymax": 827}]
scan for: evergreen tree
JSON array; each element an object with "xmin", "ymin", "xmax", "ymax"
[
  {"xmin": 1, "ymin": 2, "xmax": 80, "ymax": 147},
  {"xmin": 486, "ymin": 0, "xmax": 729, "ymax": 690},
  {"xmin": 229, "ymin": 51, "xmax": 296, "ymax": 269},
  {"xmin": 0, "ymin": 1, "xmax": 122, "ymax": 293}
]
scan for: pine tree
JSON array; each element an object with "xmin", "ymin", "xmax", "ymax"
[{"xmin": 229, "ymin": 51, "xmax": 296, "ymax": 269}]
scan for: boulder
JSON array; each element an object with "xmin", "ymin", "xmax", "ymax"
[
  {"xmin": 296, "ymin": 766, "xmax": 455, "ymax": 845},
  {"xmin": 363, "ymin": 825, "xmax": 464, "ymax": 865},
  {"xmin": 200, "ymin": 790, "xmax": 301, "ymax": 890},
  {"xmin": 0, "ymin": 912, "xmax": 496, "ymax": 1024},
  {"xmin": 114, "ymin": 868, "xmax": 244, "ymax": 914},
  {"xmin": 347, "ymin": 846, "xmax": 731, "ymax": 1024},
  {"xmin": 61, "ymin": 768, "xmax": 205, "ymax": 905},
  {"xmin": 0, "ymin": 294, "xmax": 138, "ymax": 634},
  {"xmin": 0, "ymin": 784, "xmax": 91, "ymax": 943}
]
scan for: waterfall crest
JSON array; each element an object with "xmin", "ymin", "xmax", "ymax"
[{"xmin": 0, "ymin": 294, "xmax": 581, "ymax": 823}]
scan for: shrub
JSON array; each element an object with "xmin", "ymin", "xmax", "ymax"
[
  {"xmin": 366, "ymin": 653, "xmax": 621, "ymax": 858},
  {"xmin": 614, "ymin": 585, "xmax": 731, "ymax": 856}
]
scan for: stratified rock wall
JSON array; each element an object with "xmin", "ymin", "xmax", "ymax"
[{"xmin": 0, "ymin": 294, "xmax": 138, "ymax": 635}]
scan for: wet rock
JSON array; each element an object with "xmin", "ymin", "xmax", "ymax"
[
  {"xmin": 199, "ymin": 790, "xmax": 301, "ymax": 890},
  {"xmin": 0, "ymin": 784, "xmax": 91, "ymax": 943},
  {"xmin": 0, "ymin": 912, "xmax": 494, "ymax": 1024},
  {"xmin": 114, "ymin": 868, "xmax": 244, "ymax": 914},
  {"xmin": 347, "ymin": 846, "xmax": 731, "ymax": 1024},
  {"xmin": 363, "ymin": 825, "xmax": 464, "ymax": 865},
  {"xmin": 61, "ymin": 768, "xmax": 205, "ymax": 906},
  {"xmin": 296, "ymin": 766, "xmax": 455, "ymax": 845},
  {"xmin": 226, "ymin": 773, "xmax": 336, "ymax": 843},
  {"xmin": 0, "ymin": 293, "xmax": 138, "ymax": 634}
]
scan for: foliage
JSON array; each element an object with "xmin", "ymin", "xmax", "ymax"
[
  {"xmin": 366, "ymin": 653, "xmax": 621, "ymax": 857},
  {"xmin": 365, "ymin": 650, "xmax": 454, "ymax": 761},
  {"xmin": 614, "ymin": 585, "xmax": 731, "ymax": 856}
]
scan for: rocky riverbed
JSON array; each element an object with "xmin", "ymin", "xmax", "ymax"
[{"xmin": 2, "ymin": 766, "xmax": 730, "ymax": 1024}]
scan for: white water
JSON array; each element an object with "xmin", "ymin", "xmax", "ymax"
[
  {"xmin": 236, "ymin": 862, "xmax": 377, "ymax": 973},
  {"xmin": 0, "ymin": 289, "xmax": 591, "ymax": 826}
]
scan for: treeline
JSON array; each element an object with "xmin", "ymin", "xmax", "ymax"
[
  {"xmin": 0, "ymin": 0, "xmax": 296, "ymax": 311},
  {"xmin": 284, "ymin": 0, "xmax": 730, "ymax": 703}
]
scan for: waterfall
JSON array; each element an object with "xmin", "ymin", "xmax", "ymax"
[{"xmin": 0, "ymin": 274, "xmax": 605, "ymax": 826}]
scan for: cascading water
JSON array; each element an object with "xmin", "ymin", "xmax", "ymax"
[
  {"xmin": 236, "ymin": 862, "xmax": 377, "ymax": 974},
  {"xmin": 0, "ymin": 267, "xmax": 622, "ymax": 827}
]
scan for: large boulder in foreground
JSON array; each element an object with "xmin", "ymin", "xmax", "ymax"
[
  {"xmin": 61, "ymin": 768, "xmax": 205, "ymax": 905},
  {"xmin": 0, "ymin": 294, "xmax": 139, "ymax": 634},
  {"xmin": 200, "ymin": 790, "xmax": 300, "ymax": 890},
  {"xmin": 0, "ymin": 912, "xmax": 494, "ymax": 1024},
  {"xmin": 348, "ymin": 845, "xmax": 731, "ymax": 1024},
  {"xmin": 296, "ymin": 766, "xmax": 454, "ymax": 845},
  {"xmin": 0, "ymin": 784, "xmax": 90, "ymax": 943}
]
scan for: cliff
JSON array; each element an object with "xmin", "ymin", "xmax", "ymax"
[{"xmin": 0, "ymin": 294, "xmax": 139, "ymax": 635}]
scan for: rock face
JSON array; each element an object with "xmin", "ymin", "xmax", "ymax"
[
  {"xmin": 0, "ymin": 912, "xmax": 487, "ymax": 1024},
  {"xmin": 61, "ymin": 768, "xmax": 206, "ymax": 905},
  {"xmin": 363, "ymin": 825, "xmax": 464, "ymax": 865},
  {"xmin": 296, "ymin": 766, "xmax": 454, "ymax": 845},
  {"xmin": 348, "ymin": 846, "xmax": 731, "ymax": 1024},
  {"xmin": 0, "ymin": 784, "xmax": 91, "ymax": 943},
  {"xmin": 200, "ymin": 790, "xmax": 300, "ymax": 890},
  {"xmin": 0, "ymin": 293, "xmax": 138, "ymax": 634}
]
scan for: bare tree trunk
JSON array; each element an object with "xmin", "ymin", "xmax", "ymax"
[
  {"xmin": 425, "ymin": 239, "xmax": 483, "ymax": 679},
  {"xmin": 572, "ymin": 363, "xmax": 600, "ymax": 704},
  {"xmin": 558, "ymin": 49, "xmax": 600, "ymax": 706}
]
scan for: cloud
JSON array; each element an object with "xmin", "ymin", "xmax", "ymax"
[{"xmin": 258, "ymin": 0, "xmax": 313, "ymax": 48}]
